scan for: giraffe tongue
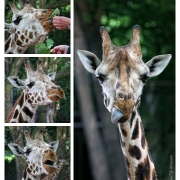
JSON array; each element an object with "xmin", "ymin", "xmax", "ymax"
[{"xmin": 111, "ymin": 107, "xmax": 124, "ymax": 124}]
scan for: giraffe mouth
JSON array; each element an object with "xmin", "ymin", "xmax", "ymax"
[
  {"xmin": 44, "ymin": 159, "xmax": 57, "ymax": 174},
  {"xmin": 44, "ymin": 159, "xmax": 56, "ymax": 167},
  {"xmin": 111, "ymin": 99, "xmax": 135, "ymax": 123},
  {"xmin": 111, "ymin": 107, "xmax": 124, "ymax": 124},
  {"xmin": 47, "ymin": 88, "xmax": 66, "ymax": 102}
]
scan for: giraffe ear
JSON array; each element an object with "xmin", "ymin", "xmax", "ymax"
[
  {"xmin": 77, "ymin": 50, "xmax": 101, "ymax": 74},
  {"xmin": 48, "ymin": 72, "xmax": 56, "ymax": 81},
  {"xmin": 8, "ymin": 143, "xmax": 26, "ymax": 159},
  {"xmin": 49, "ymin": 140, "xmax": 59, "ymax": 152},
  {"xmin": 146, "ymin": 54, "xmax": 172, "ymax": 77},
  {"xmin": 7, "ymin": 76, "xmax": 25, "ymax": 88}
]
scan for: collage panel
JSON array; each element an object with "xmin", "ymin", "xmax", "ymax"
[
  {"xmin": 5, "ymin": 57, "xmax": 70, "ymax": 123},
  {"xmin": 5, "ymin": 0, "xmax": 70, "ymax": 54},
  {"xmin": 5, "ymin": 126, "xmax": 70, "ymax": 180},
  {"xmin": 74, "ymin": 1, "xmax": 175, "ymax": 180}
]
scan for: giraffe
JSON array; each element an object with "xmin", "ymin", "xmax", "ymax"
[
  {"xmin": 77, "ymin": 25, "xmax": 172, "ymax": 180},
  {"xmin": 5, "ymin": 2, "xmax": 55, "ymax": 54},
  {"xmin": 5, "ymin": 60, "xmax": 65, "ymax": 123},
  {"xmin": 8, "ymin": 129, "xmax": 66, "ymax": 180}
]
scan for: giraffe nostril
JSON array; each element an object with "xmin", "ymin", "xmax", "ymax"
[
  {"xmin": 128, "ymin": 93, "xmax": 132, "ymax": 99},
  {"xmin": 119, "ymin": 93, "xmax": 125, "ymax": 99}
]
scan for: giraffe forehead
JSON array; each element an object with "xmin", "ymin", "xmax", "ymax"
[
  {"xmin": 96, "ymin": 59, "xmax": 149, "ymax": 78},
  {"xmin": 25, "ymin": 140, "xmax": 48, "ymax": 149}
]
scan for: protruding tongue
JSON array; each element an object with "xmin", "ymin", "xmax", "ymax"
[{"xmin": 111, "ymin": 107, "xmax": 124, "ymax": 124}]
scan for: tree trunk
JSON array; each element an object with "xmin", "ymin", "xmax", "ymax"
[
  {"xmin": 74, "ymin": 5, "xmax": 111, "ymax": 180},
  {"xmin": 9, "ymin": 127, "xmax": 26, "ymax": 179}
]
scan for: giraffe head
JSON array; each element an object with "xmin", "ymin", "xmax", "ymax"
[
  {"xmin": 77, "ymin": 25, "xmax": 171, "ymax": 124},
  {"xmin": 7, "ymin": 60, "xmax": 65, "ymax": 106},
  {"xmin": 8, "ymin": 129, "xmax": 59, "ymax": 176},
  {"xmin": 5, "ymin": 2, "xmax": 54, "ymax": 54}
]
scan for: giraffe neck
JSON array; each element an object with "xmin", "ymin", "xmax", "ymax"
[
  {"xmin": 5, "ymin": 91, "xmax": 37, "ymax": 123},
  {"xmin": 5, "ymin": 35, "xmax": 29, "ymax": 54},
  {"xmin": 118, "ymin": 110, "xmax": 157, "ymax": 180},
  {"xmin": 22, "ymin": 164, "xmax": 41, "ymax": 180}
]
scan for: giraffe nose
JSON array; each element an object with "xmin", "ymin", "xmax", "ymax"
[{"xmin": 118, "ymin": 92, "xmax": 132, "ymax": 100}]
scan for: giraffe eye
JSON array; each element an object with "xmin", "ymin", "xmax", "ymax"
[
  {"xmin": 140, "ymin": 74, "xmax": 149, "ymax": 83},
  {"xmin": 13, "ymin": 16, "xmax": 22, "ymax": 25},
  {"xmin": 25, "ymin": 148, "xmax": 31, "ymax": 156},
  {"xmin": 96, "ymin": 75, "xmax": 105, "ymax": 84},
  {"xmin": 27, "ymin": 82, "xmax": 35, "ymax": 89}
]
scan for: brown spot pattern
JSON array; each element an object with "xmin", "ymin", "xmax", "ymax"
[
  {"xmin": 22, "ymin": 106, "xmax": 33, "ymax": 119},
  {"xmin": 19, "ymin": 113, "xmax": 27, "ymax": 123},
  {"xmin": 25, "ymin": 30, "xmax": 28, "ymax": 36},
  {"xmin": 131, "ymin": 118, "xmax": 139, "ymax": 140},
  {"xmin": 17, "ymin": 40, "xmax": 22, "ymax": 46},
  {"xmin": 121, "ymin": 126, "xmax": 127, "ymax": 137},
  {"xmin": 135, "ymin": 156, "xmax": 151, "ymax": 180},
  {"xmin": 21, "ymin": 35, "xmax": 25, "ymax": 42},
  {"xmin": 29, "ymin": 32, "xmax": 33, "ymax": 39},
  {"xmin": 13, "ymin": 109, "xmax": 19, "ymax": 119},
  {"xmin": 130, "ymin": 111, "xmax": 136, "ymax": 128},
  {"xmin": 140, "ymin": 122, "xmax": 146, "ymax": 149},
  {"xmin": 128, "ymin": 144, "xmax": 142, "ymax": 160}
]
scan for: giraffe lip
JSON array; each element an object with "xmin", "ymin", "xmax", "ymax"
[
  {"xmin": 111, "ymin": 107, "xmax": 124, "ymax": 124},
  {"xmin": 48, "ymin": 94, "xmax": 61, "ymax": 101}
]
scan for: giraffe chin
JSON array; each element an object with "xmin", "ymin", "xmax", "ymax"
[
  {"xmin": 111, "ymin": 107, "xmax": 130, "ymax": 124},
  {"xmin": 44, "ymin": 164, "xmax": 57, "ymax": 174}
]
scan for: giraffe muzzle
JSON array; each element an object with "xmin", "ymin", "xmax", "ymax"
[{"xmin": 111, "ymin": 98, "xmax": 135, "ymax": 123}]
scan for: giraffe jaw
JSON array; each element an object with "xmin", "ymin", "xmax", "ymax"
[{"xmin": 43, "ymin": 159, "xmax": 57, "ymax": 174}]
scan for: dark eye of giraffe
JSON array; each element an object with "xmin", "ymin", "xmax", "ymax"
[
  {"xmin": 25, "ymin": 148, "xmax": 31, "ymax": 156},
  {"xmin": 139, "ymin": 74, "xmax": 149, "ymax": 83},
  {"xmin": 27, "ymin": 82, "xmax": 35, "ymax": 89},
  {"xmin": 13, "ymin": 16, "xmax": 22, "ymax": 25},
  {"xmin": 96, "ymin": 74, "xmax": 105, "ymax": 84}
]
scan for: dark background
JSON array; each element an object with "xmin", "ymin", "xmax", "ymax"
[{"xmin": 74, "ymin": 0, "xmax": 175, "ymax": 180}]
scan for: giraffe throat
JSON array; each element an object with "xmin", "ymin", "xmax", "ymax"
[
  {"xmin": 6, "ymin": 91, "xmax": 38, "ymax": 123},
  {"xmin": 118, "ymin": 110, "xmax": 157, "ymax": 180}
]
